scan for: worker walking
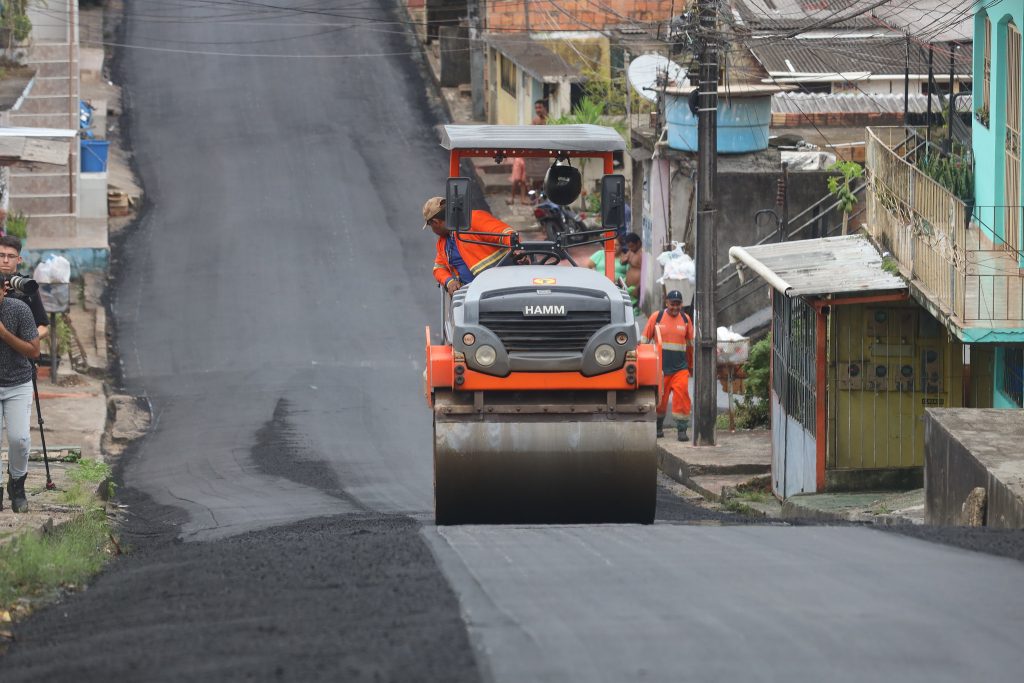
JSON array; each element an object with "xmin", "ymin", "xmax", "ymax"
[{"xmin": 641, "ymin": 290, "xmax": 694, "ymax": 441}]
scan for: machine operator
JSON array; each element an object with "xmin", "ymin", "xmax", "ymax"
[{"xmin": 423, "ymin": 196, "xmax": 516, "ymax": 296}]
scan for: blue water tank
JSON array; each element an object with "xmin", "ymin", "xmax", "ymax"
[
  {"xmin": 80, "ymin": 139, "xmax": 109, "ymax": 172},
  {"xmin": 665, "ymin": 93, "xmax": 772, "ymax": 154}
]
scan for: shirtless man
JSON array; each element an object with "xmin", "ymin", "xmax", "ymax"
[{"xmin": 619, "ymin": 232, "xmax": 642, "ymax": 311}]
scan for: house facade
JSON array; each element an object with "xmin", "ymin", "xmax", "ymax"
[{"xmin": 970, "ymin": 0, "xmax": 1024, "ymax": 408}]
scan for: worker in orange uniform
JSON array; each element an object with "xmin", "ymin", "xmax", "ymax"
[
  {"xmin": 422, "ymin": 196, "xmax": 516, "ymax": 295},
  {"xmin": 641, "ymin": 290, "xmax": 695, "ymax": 441}
]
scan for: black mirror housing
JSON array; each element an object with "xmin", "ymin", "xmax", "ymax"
[
  {"xmin": 446, "ymin": 177, "xmax": 472, "ymax": 232},
  {"xmin": 600, "ymin": 174, "xmax": 627, "ymax": 232}
]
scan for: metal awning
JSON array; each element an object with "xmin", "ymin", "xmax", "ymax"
[
  {"xmin": 728, "ymin": 235, "xmax": 907, "ymax": 297},
  {"xmin": 442, "ymin": 125, "xmax": 626, "ymax": 152},
  {"xmin": 481, "ymin": 33, "xmax": 583, "ymax": 84}
]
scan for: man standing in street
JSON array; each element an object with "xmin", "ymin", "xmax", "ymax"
[
  {"xmin": 0, "ymin": 236, "xmax": 48, "ymax": 340},
  {"xmin": 641, "ymin": 290, "xmax": 694, "ymax": 441},
  {"xmin": 0, "ymin": 277, "xmax": 40, "ymax": 512},
  {"xmin": 423, "ymin": 197, "xmax": 516, "ymax": 295}
]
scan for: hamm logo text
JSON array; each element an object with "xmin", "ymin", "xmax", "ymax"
[{"xmin": 523, "ymin": 305, "xmax": 566, "ymax": 316}]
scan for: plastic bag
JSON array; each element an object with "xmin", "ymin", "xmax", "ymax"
[
  {"xmin": 655, "ymin": 242, "xmax": 696, "ymax": 284},
  {"xmin": 33, "ymin": 254, "xmax": 71, "ymax": 284}
]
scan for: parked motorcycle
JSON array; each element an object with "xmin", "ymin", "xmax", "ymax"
[{"xmin": 529, "ymin": 190, "xmax": 591, "ymax": 244}]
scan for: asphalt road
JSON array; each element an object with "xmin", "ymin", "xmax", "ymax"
[{"xmin": 3, "ymin": 2, "xmax": 1024, "ymax": 681}]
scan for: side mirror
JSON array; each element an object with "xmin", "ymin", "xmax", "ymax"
[
  {"xmin": 600, "ymin": 174, "xmax": 626, "ymax": 232},
  {"xmin": 446, "ymin": 177, "xmax": 472, "ymax": 232}
]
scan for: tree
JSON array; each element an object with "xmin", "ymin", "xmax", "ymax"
[{"xmin": 827, "ymin": 160, "xmax": 864, "ymax": 235}]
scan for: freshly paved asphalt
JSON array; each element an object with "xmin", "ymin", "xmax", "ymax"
[{"xmin": 3, "ymin": 1, "xmax": 1024, "ymax": 681}]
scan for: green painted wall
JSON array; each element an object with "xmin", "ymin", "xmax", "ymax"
[{"xmin": 972, "ymin": 0, "xmax": 1024, "ymax": 253}]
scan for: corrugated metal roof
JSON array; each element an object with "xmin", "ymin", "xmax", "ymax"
[
  {"xmin": 442, "ymin": 125, "xmax": 626, "ymax": 152},
  {"xmin": 482, "ymin": 33, "xmax": 582, "ymax": 83},
  {"xmin": 731, "ymin": 0, "xmax": 880, "ymax": 30},
  {"xmin": 772, "ymin": 92, "xmax": 974, "ymax": 114},
  {"xmin": 750, "ymin": 37, "xmax": 971, "ymax": 77},
  {"xmin": 728, "ymin": 235, "xmax": 907, "ymax": 297}
]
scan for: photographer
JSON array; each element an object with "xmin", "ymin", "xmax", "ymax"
[
  {"xmin": 0, "ymin": 236, "xmax": 48, "ymax": 340},
  {"xmin": 0, "ymin": 274, "xmax": 40, "ymax": 513}
]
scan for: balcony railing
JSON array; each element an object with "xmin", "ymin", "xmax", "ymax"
[{"xmin": 866, "ymin": 127, "xmax": 1024, "ymax": 328}]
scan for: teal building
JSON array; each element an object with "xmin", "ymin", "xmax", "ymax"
[{"xmin": 972, "ymin": 0, "xmax": 1024, "ymax": 408}]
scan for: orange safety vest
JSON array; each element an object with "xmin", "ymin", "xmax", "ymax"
[
  {"xmin": 433, "ymin": 210, "xmax": 515, "ymax": 287},
  {"xmin": 642, "ymin": 309, "xmax": 694, "ymax": 374}
]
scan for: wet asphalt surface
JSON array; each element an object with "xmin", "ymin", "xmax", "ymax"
[{"xmin": 3, "ymin": 1, "xmax": 1024, "ymax": 681}]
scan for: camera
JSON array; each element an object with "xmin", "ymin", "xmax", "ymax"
[{"xmin": 3, "ymin": 274, "xmax": 38, "ymax": 296}]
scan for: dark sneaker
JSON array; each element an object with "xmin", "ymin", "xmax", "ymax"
[
  {"xmin": 677, "ymin": 428, "xmax": 688, "ymax": 442},
  {"xmin": 6, "ymin": 472, "xmax": 27, "ymax": 513},
  {"xmin": 656, "ymin": 417, "xmax": 665, "ymax": 439}
]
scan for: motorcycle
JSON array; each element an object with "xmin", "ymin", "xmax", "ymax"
[{"xmin": 528, "ymin": 190, "xmax": 592, "ymax": 244}]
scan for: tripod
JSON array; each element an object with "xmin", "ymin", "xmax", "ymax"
[{"xmin": 30, "ymin": 362, "xmax": 56, "ymax": 490}]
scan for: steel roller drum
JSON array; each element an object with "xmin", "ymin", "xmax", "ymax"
[{"xmin": 433, "ymin": 390, "xmax": 658, "ymax": 525}]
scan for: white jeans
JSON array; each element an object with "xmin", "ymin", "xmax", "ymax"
[{"xmin": 0, "ymin": 380, "xmax": 33, "ymax": 479}]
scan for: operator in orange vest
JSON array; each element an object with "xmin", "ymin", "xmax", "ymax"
[
  {"xmin": 641, "ymin": 290, "xmax": 695, "ymax": 441},
  {"xmin": 423, "ymin": 196, "xmax": 516, "ymax": 295}
]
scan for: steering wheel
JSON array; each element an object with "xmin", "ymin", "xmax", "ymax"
[{"xmin": 514, "ymin": 250, "xmax": 561, "ymax": 266}]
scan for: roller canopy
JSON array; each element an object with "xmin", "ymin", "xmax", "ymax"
[{"xmin": 442, "ymin": 124, "xmax": 626, "ymax": 152}]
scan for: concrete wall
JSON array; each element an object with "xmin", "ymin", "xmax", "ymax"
[
  {"xmin": 483, "ymin": 0, "xmax": 673, "ymax": 31},
  {"xmin": 639, "ymin": 148, "xmax": 842, "ymax": 324},
  {"xmin": 439, "ymin": 26, "xmax": 470, "ymax": 87},
  {"xmin": 924, "ymin": 408, "xmax": 1024, "ymax": 528}
]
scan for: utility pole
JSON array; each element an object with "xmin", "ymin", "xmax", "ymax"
[
  {"xmin": 693, "ymin": 0, "xmax": 719, "ymax": 446},
  {"xmin": 903, "ymin": 34, "xmax": 910, "ymax": 127},
  {"xmin": 926, "ymin": 44, "xmax": 934, "ymax": 148},
  {"xmin": 468, "ymin": 0, "xmax": 484, "ymax": 121},
  {"xmin": 946, "ymin": 42, "xmax": 957, "ymax": 153}
]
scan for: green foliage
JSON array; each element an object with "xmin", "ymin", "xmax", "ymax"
[
  {"xmin": 1, "ymin": 0, "xmax": 32, "ymax": 44},
  {"xmin": 4, "ymin": 211, "xmax": 28, "ymax": 240},
  {"xmin": 881, "ymin": 255, "xmax": 900, "ymax": 274},
  {"xmin": 0, "ymin": 509, "xmax": 112, "ymax": 608},
  {"xmin": 71, "ymin": 458, "xmax": 112, "ymax": 484},
  {"xmin": 826, "ymin": 160, "xmax": 864, "ymax": 215},
  {"xmin": 975, "ymin": 104, "xmax": 990, "ymax": 127},
  {"xmin": 916, "ymin": 151, "xmax": 974, "ymax": 201},
  {"xmin": 732, "ymin": 335, "xmax": 771, "ymax": 429}
]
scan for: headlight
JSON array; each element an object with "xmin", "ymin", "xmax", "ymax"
[
  {"xmin": 462, "ymin": 333, "xmax": 476, "ymax": 346},
  {"xmin": 594, "ymin": 344, "xmax": 616, "ymax": 366},
  {"xmin": 475, "ymin": 344, "xmax": 497, "ymax": 367}
]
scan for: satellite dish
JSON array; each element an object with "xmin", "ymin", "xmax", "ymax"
[{"xmin": 627, "ymin": 54, "xmax": 687, "ymax": 102}]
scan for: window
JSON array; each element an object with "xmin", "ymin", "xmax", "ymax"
[
  {"xmin": 500, "ymin": 54, "xmax": 516, "ymax": 96},
  {"xmin": 1003, "ymin": 347, "xmax": 1023, "ymax": 407},
  {"xmin": 983, "ymin": 15, "xmax": 991, "ymax": 121}
]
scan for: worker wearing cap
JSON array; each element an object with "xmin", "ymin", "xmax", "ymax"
[
  {"xmin": 423, "ymin": 197, "xmax": 516, "ymax": 296},
  {"xmin": 641, "ymin": 290, "xmax": 695, "ymax": 441}
]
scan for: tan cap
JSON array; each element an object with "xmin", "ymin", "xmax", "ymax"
[{"xmin": 422, "ymin": 197, "xmax": 445, "ymax": 230}]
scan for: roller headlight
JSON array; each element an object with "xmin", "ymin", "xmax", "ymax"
[
  {"xmin": 615, "ymin": 331, "xmax": 628, "ymax": 345},
  {"xmin": 594, "ymin": 344, "xmax": 616, "ymax": 366},
  {"xmin": 462, "ymin": 333, "xmax": 476, "ymax": 346},
  {"xmin": 475, "ymin": 344, "xmax": 497, "ymax": 367}
]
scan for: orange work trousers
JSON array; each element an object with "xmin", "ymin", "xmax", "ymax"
[{"xmin": 657, "ymin": 369, "xmax": 691, "ymax": 424}]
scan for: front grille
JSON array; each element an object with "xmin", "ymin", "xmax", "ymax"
[{"xmin": 478, "ymin": 310, "xmax": 610, "ymax": 353}]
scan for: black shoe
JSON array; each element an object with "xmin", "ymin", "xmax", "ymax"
[
  {"xmin": 677, "ymin": 428, "xmax": 688, "ymax": 442},
  {"xmin": 656, "ymin": 417, "xmax": 665, "ymax": 438},
  {"xmin": 6, "ymin": 472, "xmax": 27, "ymax": 513}
]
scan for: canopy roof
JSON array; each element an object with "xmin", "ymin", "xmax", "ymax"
[
  {"xmin": 729, "ymin": 235, "xmax": 907, "ymax": 297},
  {"xmin": 442, "ymin": 125, "xmax": 626, "ymax": 153}
]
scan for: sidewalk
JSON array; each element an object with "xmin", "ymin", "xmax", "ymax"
[{"xmin": 657, "ymin": 428, "xmax": 925, "ymax": 525}]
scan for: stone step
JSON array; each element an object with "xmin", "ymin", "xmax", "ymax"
[
  {"xmin": 18, "ymin": 94, "xmax": 76, "ymax": 115},
  {"xmin": 8, "ymin": 112, "xmax": 77, "ymax": 128},
  {"xmin": 24, "ymin": 60, "xmax": 76, "ymax": 79},
  {"xmin": 15, "ymin": 214, "xmax": 77, "ymax": 241},
  {"xmin": 30, "ymin": 76, "xmax": 74, "ymax": 97},
  {"xmin": 8, "ymin": 173, "xmax": 71, "ymax": 196},
  {"xmin": 27, "ymin": 44, "xmax": 74, "ymax": 62},
  {"xmin": 10, "ymin": 195, "xmax": 74, "ymax": 215}
]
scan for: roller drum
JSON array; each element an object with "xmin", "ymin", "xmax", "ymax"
[{"xmin": 433, "ymin": 390, "xmax": 657, "ymax": 525}]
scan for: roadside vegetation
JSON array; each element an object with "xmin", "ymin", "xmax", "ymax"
[{"xmin": 0, "ymin": 459, "xmax": 118, "ymax": 631}]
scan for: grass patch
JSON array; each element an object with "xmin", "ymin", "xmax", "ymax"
[
  {"xmin": 881, "ymin": 255, "xmax": 901, "ymax": 275},
  {"xmin": 0, "ymin": 509, "xmax": 113, "ymax": 611},
  {"xmin": 62, "ymin": 458, "xmax": 114, "ymax": 508}
]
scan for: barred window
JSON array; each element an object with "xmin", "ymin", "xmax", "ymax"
[{"xmin": 500, "ymin": 55, "xmax": 516, "ymax": 97}]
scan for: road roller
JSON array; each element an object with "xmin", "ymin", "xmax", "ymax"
[{"xmin": 424, "ymin": 125, "xmax": 662, "ymax": 525}]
